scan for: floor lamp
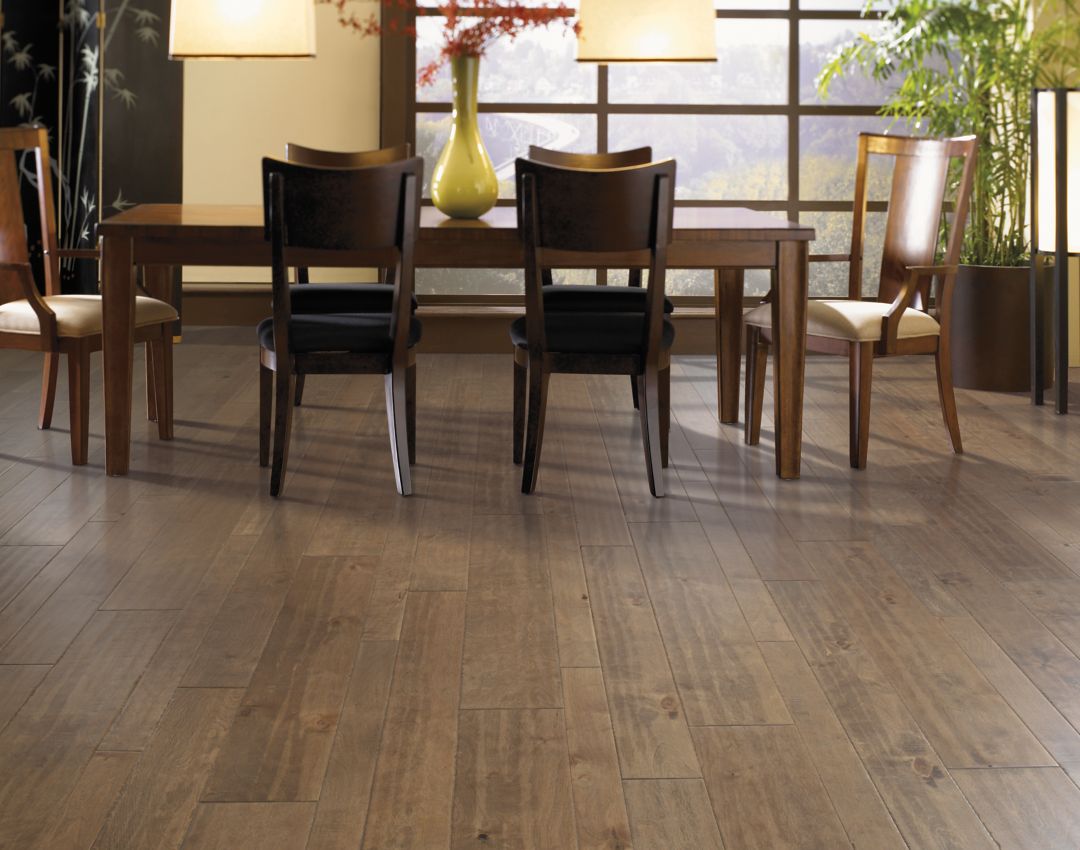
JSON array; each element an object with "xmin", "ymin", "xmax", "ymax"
[{"xmin": 1031, "ymin": 88, "xmax": 1079, "ymax": 413}]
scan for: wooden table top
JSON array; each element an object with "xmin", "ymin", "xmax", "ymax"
[{"xmin": 99, "ymin": 204, "xmax": 815, "ymax": 244}]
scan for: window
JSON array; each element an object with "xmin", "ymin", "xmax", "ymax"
[{"xmin": 385, "ymin": 2, "xmax": 895, "ymax": 300}]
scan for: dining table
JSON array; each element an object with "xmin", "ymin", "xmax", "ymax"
[{"xmin": 97, "ymin": 204, "xmax": 814, "ymax": 479}]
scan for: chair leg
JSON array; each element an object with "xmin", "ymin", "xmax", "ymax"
[
  {"xmin": 384, "ymin": 368, "xmax": 413, "ymax": 496},
  {"xmin": 637, "ymin": 368, "xmax": 665, "ymax": 498},
  {"xmin": 513, "ymin": 354, "xmax": 527, "ymax": 464},
  {"xmin": 145, "ymin": 342, "xmax": 158, "ymax": 422},
  {"xmin": 67, "ymin": 345, "xmax": 90, "ymax": 466},
  {"xmin": 849, "ymin": 342, "xmax": 874, "ymax": 469},
  {"xmin": 38, "ymin": 351, "xmax": 59, "ymax": 429},
  {"xmin": 659, "ymin": 365, "xmax": 670, "ymax": 469},
  {"xmin": 150, "ymin": 333, "xmax": 173, "ymax": 440},
  {"xmin": 935, "ymin": 347, "xmax": 963, "ymax": 454},
  {"xmin": 745, "ymin": 325, "xmax": 767, "ymax": 445},
  {"xmin": 259, "ymin": 363, "xmax": 272, "ymax": 468},
  {"xmin": 521, "ymin": 360, "xmax": 550, "ymax": 494},
  {"xmin": 406, "ymin": 360, "xmax": 417, "ymax": 465},
  {"xmin": 293, "ymin": 373, "xmax": 306, "ymax": 407},
  {"xmin": 269, "ymin": 366, "xmax": 294, "ymax": 497},
  {"xmin": 630, "ymin": 375, "xmax": 640, "ymax": 410}
]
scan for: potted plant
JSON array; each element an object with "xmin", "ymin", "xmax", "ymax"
[{"xmin": 817, "ymin": 0, "xmax": 1079, "ymax": 391}]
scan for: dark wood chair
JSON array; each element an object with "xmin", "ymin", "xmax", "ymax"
[
  {"xmin": 744, "ymin": 133, "xmax": 978, "ymax": 468},
  {"xmin": 0, "ymin": 125, "xmax": 177, "ymax": 465},
  {"xmin": 512, "ymin": 157, "xmax": 676, "ymax": 497},
  {"xmin": 283, "ymin": 142, "xmax": 414, "ymax": 407},
  {"xmin": 259, "ymin": 156, "xmax": 423, "ymax": 497},
  {"xmin": 528, "ymin": 146, "xmax": 673, "ymax": 409}
]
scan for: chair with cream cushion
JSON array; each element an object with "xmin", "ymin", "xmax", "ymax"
[
  {"xmin": 0, "ymin": 126, "xmax": 178, "ymax": 465},
  {"xmin": 743, "ymin": 133, "xmax": 977, "ymax": 468}
]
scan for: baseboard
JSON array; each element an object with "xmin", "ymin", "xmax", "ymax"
[{"xmin": 181, "ymin": 284, "xmax": 722, "ymax": 355}]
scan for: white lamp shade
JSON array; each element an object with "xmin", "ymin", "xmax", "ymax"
[
  {"xmin": 169, "ymin": 0, "xmax": 316, "ymax": 59},
  {"xmin": 1036, "ymin": 89, "xmax": 1080, "ymax": 254},
  {"xmin": 576, "ymin": 0, "xmax": 717, "ymax": 62}
]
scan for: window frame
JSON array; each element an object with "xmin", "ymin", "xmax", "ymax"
[{"xmin": 380, "ymin": 2, "xmax": 890, "ymax": 306}]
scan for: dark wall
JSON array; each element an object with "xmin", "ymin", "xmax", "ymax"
[{"xmin": 0, "ymin": 0, "xmax": 181, "ymax": 294}]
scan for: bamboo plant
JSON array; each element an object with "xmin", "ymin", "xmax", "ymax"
[{"xmin": 817, "ymin": 0, "xmax": 1079, "ymax": 267}]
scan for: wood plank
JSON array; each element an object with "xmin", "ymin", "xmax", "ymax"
[
  {"xmin": 952, "ymin": 767, "xmax": 1080, "ymax": 850},
  {"xmin": 0, "ymin": 663, "xmax": 49, "ymax": 732},
  {"xmin": 306, "ymin": 640, "xmax": 397, "ymax": 850},
  {"xmin": 0, "ymin": 611, "xmax": 174, "ymax": 848},
  {"xmin": 92, "ymin": 688, "xmax": 244, "ymax": 850},
  {"xmin": 630, "ymin": 521, "xmax": 789, "ymax": 725},
  {"xmin": 800, "ymin": 540, "xmax": 1051, "ymax": 768},
  {"xmin": 759, "ymin": 641, "xmax": 907, "ymax": 850},
  {"xmin": 29, "ymin": 751, "xmax": 139, "ymax": 850},
  {"xmin": 562, "ymin": 668, "xmax": 634, "ymax": 850},
  {"xmin": 693, "ymin": 725, "xmax": 852, "ymax": 850},
  {"xmin": 362, "ymin": 591, "xmax": 466, "ymax": 850},
  {"xmin": 180, "ymin": 802, "xmax": 316, "ymax": 850},
  {"xmin": 202, "ymin": 556, "xmax": 376, "ymax": 802},
  {"xmin": 768, "ymin": 579, "xmax": 997, "ymax": 850},
  {"xmin": 0, "ymin": 502, "xmax": 172, "ymax": 664},
  {"xmin": 100, "ymin": 533, "xmax": 257, "ymax": 750},
  {"xmin": 622, "ymin": 780, "xmax": 723, "ymax": 850},
  {"xmin": 462, "ymin": 514, "xmax": 561, "ymax": 709},
  {"xmin": 451, "ymin": 709, "xmax": 578, "ymax": 850},
  {"xmin": 582, "ymin": 545, "xmax": 699, "ymax": 779},
  {"xmin": 0, "ymin": 545, "xmax": 60, "ymax": 609}
]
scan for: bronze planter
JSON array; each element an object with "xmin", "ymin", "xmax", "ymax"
[{"xmin": 949, "ymin": 264, "xmax": 1053, "ymax": 393}]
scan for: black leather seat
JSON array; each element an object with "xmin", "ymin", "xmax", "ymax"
[
  {"xmin": 289, "ymin": 283, "xmax": 418, "ymax": 314},
  {"xmin": 542, "ymin": 284, "xmax": 673, "ymax": 314},
  {"xmin": 510, "ymin": 312, "xmax": 674, "ymax": 355},
  {"xmin": 258, "ymin": 313, "xmax": 422, "ymax": 354}
]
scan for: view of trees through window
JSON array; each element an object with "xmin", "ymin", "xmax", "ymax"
[{"xmin": 414, "ymin": 1, "xmax": 896, "ymax": 298}]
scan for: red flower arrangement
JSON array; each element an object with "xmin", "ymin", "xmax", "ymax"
[{"xmin": 321, "ymin": 0, "xmax": 579, "ymax": 86}]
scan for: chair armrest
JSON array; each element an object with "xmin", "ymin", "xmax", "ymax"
[
  {"xmin": 0, "ymin": 261, "xmax": 57, "ymax": 341},
  {"xmin": 809, "ymin": 253, "xmax": 852, "ymax": 264},
  {"xmin": 879, "ymin": 264, "xmax": 956, "ymax": 353}
]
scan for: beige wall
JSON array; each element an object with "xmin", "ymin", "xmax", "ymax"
[{"xmin": 182, "ymin": 3, "xmax": 380, "ymax": 283}]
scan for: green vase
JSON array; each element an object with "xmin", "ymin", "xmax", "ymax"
[{"xmin": 430, "ymin": 54, "xmax": 498, "ymax": 219}]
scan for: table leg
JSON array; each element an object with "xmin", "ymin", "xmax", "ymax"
[
  {"xmin": 102, "ymin": 235, "xmax": 136, "ymax": 476},
  {"xmin": 771, "ymin": 240, "xmax": 809, "ymax": 479},
  {"xmin": 715, "ymin": 268, "xmax": 744, "ymax": 424},
  {"xmin": 141, "ymin": 265, "xmax": 175, "ymax": 422}
]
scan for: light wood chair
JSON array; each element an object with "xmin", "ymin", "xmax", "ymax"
[
  {"xmin": 283, "ymin": 142, "xmax": 414, "ymax": 408},
  {"xmin": 0, "ymin": 125, "xmax": 177, "ymax": 465},
  {"xmin": 744, "ymin": 133, "xmax": 978, "ymax": 468},
  {"xmin": 259, "ymin": 155, "xmax": 423, "ymax": 497},
  {"xmin": 512, "ymin": 157, "xmax": 676, "ymax": 496}
]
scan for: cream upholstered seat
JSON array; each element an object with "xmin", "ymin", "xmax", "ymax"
[
  {"xmin": 0, "ymin": 295, "xmax": 177, "ymax": 338},
  {"xmin": 744, "ymin": 298, "xmax": 940, "ymax": 342}
]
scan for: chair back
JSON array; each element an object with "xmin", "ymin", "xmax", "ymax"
[
  {"xmin": 0, "ymin": 126, "xmax": 60, "ymax": 306},
  {"xmin": 262, "ymin": 156, "xmax": 423, "ymax": 361},
  {"xmin": 851, "ymin": 133, "xmax": 977, "ymax": 311},
  {"xmin": 285, "ymin": 142, "xmax": 411, "ymax": 168},
  {"xmin": 515, "ymin": 157, "xmax": 675, "ymax": 363},
  {"xmin": 284, "ymin": 142, "xmax": 411, "ymax": 284},
  {"xmin": 527, "ymin": 145, "xmax": 652, "ymax": 170}
]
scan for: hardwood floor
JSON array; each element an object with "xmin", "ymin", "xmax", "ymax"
[{"xmin": 1, "ymin": 327, "xmax": 1080, "ymax": 849}]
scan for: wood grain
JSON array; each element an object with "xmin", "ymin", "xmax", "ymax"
[
  {"xmin": 952, "ymin": 767, "xmax": 1080, "ymax": 850},
  {"xmin": 181, "ymin": 802, "xmax": 316, "ymax": 850},
  {"xmin": 622, "ymin": 780, "xmax": 724, "ymax": 850},
  {"xmin": 562, "ymin": 668, "xmax": 633, "ymax": 850},
  {"xmin": 451, "ymin": 709, "xmax": 577, "ymax": 850},
  {"xmin": 202, "ymin": 556, "xmax": 375, "ymax": 802},
  {"xmin": 582, "ymin": 545, "xmax": 699, "ymax": 779},
  {"xmin": 362, "ymin": 591, "xmax": 466, "ymax": 849}
]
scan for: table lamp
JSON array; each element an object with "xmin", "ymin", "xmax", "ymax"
[
  {"xmin": 169, "ymin": 0, "xmax": 317, "ymax": 59},
  {"xmin": 576, "ymin": 0, "xmax": 717, "ymax": 63},
  {"xmin": 1031, "ymin": 87, "xmax": 1079, "ymax": 413}
]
